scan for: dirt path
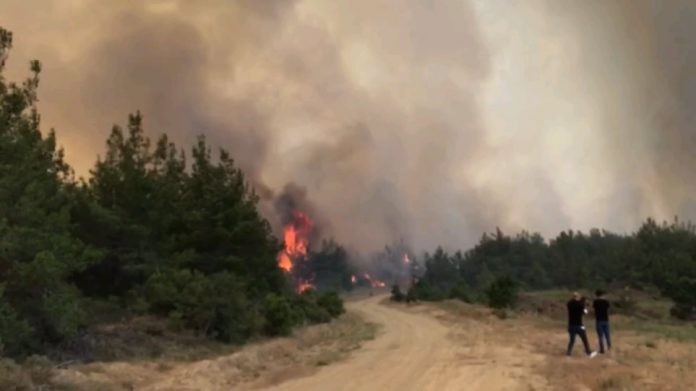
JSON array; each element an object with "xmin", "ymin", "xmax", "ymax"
[
  {"xmin": 262, "ymin": 295, "xmax": 549, "ymax": 391},
  {"xmin": 52, "ymin": 294, "xmax": 696, "ymax": 390}
]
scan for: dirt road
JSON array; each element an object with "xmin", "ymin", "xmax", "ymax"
[
  {"xmin": 54, "ymin": 294, "xmax": 696, "ymax": 390},
  {"xmin": 262, "ymin": 295, "xmax": 549, "ymax": 391}
]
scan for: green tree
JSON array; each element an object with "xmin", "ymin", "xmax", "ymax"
[
  {"xmin": 485, "ymin": 276, "xmax": 518, "ymax": 309},
  {"xmin": 0, "ymin": 27, "xmax": 98, "ymax": 355}
]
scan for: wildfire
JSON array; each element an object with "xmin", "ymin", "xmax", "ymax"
[
  {"xmin": 403, "ymin": 253, "xmax": 411, "ymax": 264},
  {"xmin": 297, "ymin": 281, "xmax": 314, "ymax": 293},
  {"xmin": 351, "ymin": 274, "xmax": 357, "ymax": 284},
  {"xmin": 363, "ymin": 272, "xmax": 386, "ymax": 288},
  {"xmin": 277, "ymin": 210, "xmax": 314, "ymax": 273},
  {"xmin": 277, "ymin": 210, "xmax": 316, "ymax": 292},
  {"xmin": 278, "ymin": 253, "xmax": 293, "ymax": 272}
]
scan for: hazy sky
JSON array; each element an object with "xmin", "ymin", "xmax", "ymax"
[{"xmin": 1, "ymin": 0, "xmax": 694, "ymax": 253}]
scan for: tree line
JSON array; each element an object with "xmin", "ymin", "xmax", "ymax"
[
  {"xmin": 0, "ymin": 27, "xmax": 342, "ymax": 359},
  {"xmin": 404, "ymin": 221, "xmax": 696, "ymax": 319}
]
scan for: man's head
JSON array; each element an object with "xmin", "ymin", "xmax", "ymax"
[
  {"xmin": 595, "ymin": 289, "xmax": 605, "ymax": 298},
  {"xmin": 573, "ymin": 291, "xmax": 581, "ymax": 301}
]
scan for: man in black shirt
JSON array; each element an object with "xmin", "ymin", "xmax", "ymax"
[
  {"xmin": 593, "ymin": 289, "xmax": 611, "ymax": 353},
  {"xmin": 567, "ymin": 292, "xmax": 597, "ymax": 358}
]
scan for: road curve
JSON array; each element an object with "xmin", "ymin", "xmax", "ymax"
[{"xmin": 262, "ymin": 294, "xmax": 542, "ymax": 391}]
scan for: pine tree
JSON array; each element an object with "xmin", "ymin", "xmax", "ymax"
[{"xmin": 0, "ymin": 27, "xmax": 97, "ymax": 355}]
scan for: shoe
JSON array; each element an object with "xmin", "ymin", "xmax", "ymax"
[{"xmin": 589, "ymin": 351, "xmax": 598, "ymax": 359}]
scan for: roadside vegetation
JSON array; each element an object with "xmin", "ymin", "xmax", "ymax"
[
  {"xmin": 392, "ymin": 223, "xmax": 696, "ymax": 322},
  {"xmin": 0, "ymin": 25, "xmax": 344, "ymax": 370}
]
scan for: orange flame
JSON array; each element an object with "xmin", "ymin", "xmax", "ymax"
[
  {"xmin": 363, "ymin": 272, "xmax": 386, "ymax": 288},
  {"xmin": 277, "ymin": 211, "xmax": 318, "ymax": 293},
  {"xmin": 297, "ymin": 281, "xmax": 314, "ymax": 293},
  {"xmin": 277, "ymin": 211, "xmax": 314, "ymax": 273},
  {"xmin": 278, "ymin": 253, "xmax": 293, "ymax": 272}
]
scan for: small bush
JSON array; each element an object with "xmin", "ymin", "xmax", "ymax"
[
  {"xmin": 391, "ymin": 285, "xmax": 405, "ymax": 302},
  {"xmin": 405, "ymin": 287, "xmax": 418, "ymax": 303},
  {"xmin": 408, "ymin": 282, "xmax": 447, "ymax": 302},
  {"xmin": 145, "ymin": 270, "xmax": 259, "ymax": 343},
  {"xmin": 670, "ymin": 303, "xmax": 695, "ymax": 320},
  {"xmin": 167, "ymin": 310, "xmax": 185, "ymax": 331},
  {"xmin": 263, "ymin": 294, "xmax": 295, "ymax": 336},
  {"xmin": 292, "ymin": 291, "xmax": 331, "ymax": 324},
  {"xmin": 664, "ymin": 277, "xmax": 696, "ymax": 320},
  {"xmin": 0, "ymin": 293, "xmax": 33, "ymax": 357},
  {"xmin": 317, "ymin": 291, "xmax": 344, "ymax": 317},
  {"xmin": 486, "ymin": 277, "xmax": 518, "ymax": 309},
  {"xmin": 448, "ymin": 281, "xmax": 472, "ymax": 303}
]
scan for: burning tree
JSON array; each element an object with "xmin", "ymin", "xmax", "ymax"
[
  {"xmin": 273, "ymin": 184, "xmax": 358, "ymax": 293},
  {"xmin": 366, "ymin": 241, "xmax": 420, "ymax": 289},
  {"xmin": 276, "ymin": 210, "xmax": 316, "ymax": 292}
]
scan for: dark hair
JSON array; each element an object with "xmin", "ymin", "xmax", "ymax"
[{"xmin": 595, "ymin": 289, "xmax": 605, "ymax": 297}]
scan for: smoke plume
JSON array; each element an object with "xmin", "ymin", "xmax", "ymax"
[{"xmin": 1, "ymin": 0, "xmax": 694, "ymax": 253}]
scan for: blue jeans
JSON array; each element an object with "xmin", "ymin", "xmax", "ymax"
[
  {"xmin": 567, "ymin": 325, "xmax": 591, "ymax": 356},
  {"xmin": 596, "ymin": 321, "xmax": 611, "ymax": 353}
]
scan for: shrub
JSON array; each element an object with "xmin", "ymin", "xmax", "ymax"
[
  {"xmin": 486, "ymin": 277, "xmax": 518, "ymax": 309},
  {"xmin": 144, "ymin": 269, "xmax": 260, "ymax": 343},
  {"xmin": 405, "ymin": 287, "xmax": 418, "ymax": 303},
  {"xmin": 670, "ymin": 303, "xmax": 695, "ymax": 320},
  {"xmin": 292, "ymin": 291, "xmax": 331, "ymax": 324},
  {"xmin": 663, "ymin": 277, "xmax": 696, "ymax": 320},
  {"xmin": 263, "ymin": 294, "xmax": 295, "ymax": 336},
  {"xmin": 408, "ymin": 281, "xmax": 447, "ymax": 301},
  {"xmin": 0, "ymin": 292, "xmax": 32, "ymax": 357},
  {"xmin": 448, "ymin": 281, "xmax": 472, "ymax": 303},
  {"xmin": 390, "ymin": 285, "xmax": 405, "ymax": 302},
  {"xmin": 317, "ymin": 291, "xmax": 344, "ymax": 317}
]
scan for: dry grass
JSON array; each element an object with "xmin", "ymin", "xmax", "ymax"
[
  {"xmin": 49, "ymin": 312, "xmax": 377, "ymax": 391},
  {"xmin": 0, "ymin": 355, "xmax": 62, "ymax": 391},
  {"xmin": 61, "ymin": 315, "xmax": 237, "ymax": 363},
  {"xmin": 405, "ymin": 294, "xmax": 696, "ymax": 391}
]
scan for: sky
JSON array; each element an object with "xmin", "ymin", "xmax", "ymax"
[{"xmin": 1, "ymin": 0, "xmax": 694, "ymax": 253}]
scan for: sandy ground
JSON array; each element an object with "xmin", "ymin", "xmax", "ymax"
[{"xmin": 261, "ymin": 295, "xmax": 549, "ymax": 391}]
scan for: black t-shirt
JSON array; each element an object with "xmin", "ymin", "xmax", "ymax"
[
  {"xmin": 593, "ymin": 298, "xmax": 610, "ymax": 322},
  {"xmin": 567, "ymin": 299, "xmax": 585, "ymax": 327}
]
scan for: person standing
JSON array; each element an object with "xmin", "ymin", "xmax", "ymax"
[
  {"xmin": 593, "ymin": 289, "xmax": 612, "ymax": 353},
  {"xmin": 567, "ymin": 292, "xmax": 598, "ymax": 358}
]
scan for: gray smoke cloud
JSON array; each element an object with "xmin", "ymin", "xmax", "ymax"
[{"xmin": 0, "ymin": 0, "xmax": 693, "ymax": 253}]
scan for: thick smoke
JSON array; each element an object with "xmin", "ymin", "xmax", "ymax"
[{"xmin": 0, "ymin": 0, "xmax": 694, "ymax": 253}]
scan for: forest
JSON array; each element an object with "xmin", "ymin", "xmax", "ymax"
[
  {"xmin": 405, "ymin": 222, "xmax": 696, "ymax": 320},
  {"xmin": 0, "ymin": 27, "xmax": 342, "ymax": 359},
  {"xmin": 2, "ymin": 22, "xmax": 695, "ymax": 365}
]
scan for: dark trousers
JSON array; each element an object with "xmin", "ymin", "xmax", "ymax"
[
  {"xmin": 596, "ymin": 321, "xmax": 611, "ymax": 353},
  {"xmin": 567, "ymin": 325, "xmax": 591, "ymax": 356}
]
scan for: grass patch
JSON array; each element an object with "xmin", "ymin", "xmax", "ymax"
[
  {"xmin": 49, "ymin": 311, "xmax": 377, "ymax": 390},
  {"xmin": 597, "ymin": 375, "xmax": 626, "ymax": 390},
  {"xmin": 617, "ymin": 318, "xmax": 696, "ymax": 343},
  {"xmin": 62, "ymin": 315, "xmax": 237, "ymax": 363}
]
